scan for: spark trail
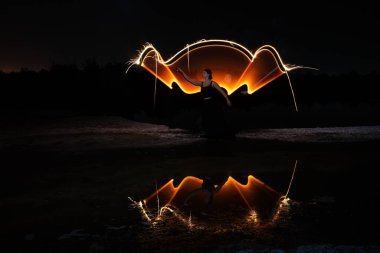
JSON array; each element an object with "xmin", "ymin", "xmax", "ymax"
[{"xmin": 126, "ymin": 39, "xmax": 317, "ymax": 112}]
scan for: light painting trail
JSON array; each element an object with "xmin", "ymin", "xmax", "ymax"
[
  {"xmin": 129, "ymin": 160, "xmax": 298, "ymax": 228},
  {"xmin": 126, "ymin": 39, "xmax": 317, "ymax": 111},
  {"xmin": 143, "ymin": 175, "xmax": 282, "ymax": 214}
]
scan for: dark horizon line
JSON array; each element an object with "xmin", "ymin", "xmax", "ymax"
[
  {"xmin": 0, "ymin": 60, "xmax": 128, "ymax": 73},
  {"xmin": 1, "ymin": 61, "xmax": 379, "ymax": 76}
]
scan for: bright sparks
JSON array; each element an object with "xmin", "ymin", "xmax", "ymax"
[
  {"xmin": 134, "ymin": 175, "xmax": 285, "ymax": 227},
  {"xmin": 126, "ymin": 39, "xmax": 317, "ymax": 112},
  {"xmin": 129, "ymin": 160, "xmax": 299, "ymax": 228}
]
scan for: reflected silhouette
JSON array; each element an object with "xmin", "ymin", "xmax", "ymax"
[
  {"xmin": 143, "ymin": 175, "xmax": 284, "ymax": 221},
  {"xmin": 131, "ymin": 160, "xmax": 298, "ymax": 228},
  {"xmin": 183, "ymin": 177, "xmax": 228, "ymax": 206}
]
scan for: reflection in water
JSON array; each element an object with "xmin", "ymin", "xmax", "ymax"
[{"xmin": 130, "ymin": 160, "xmax": 298, "ymax": 229}]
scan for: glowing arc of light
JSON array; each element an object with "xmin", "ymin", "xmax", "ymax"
[
  {"xmin": 144, "ymin": 175, "xmax": 281, "ymax": 210},
  {"xmin": 129, "ymin": 39, "xmax": 300, "ymax": 71},
  {"xmin": 284, "ymin": 160, "xmax": 298, "ymax": 199},
  {"xmin": 126, "ymin": 39, "xmax": 318, "ymax": 112}
]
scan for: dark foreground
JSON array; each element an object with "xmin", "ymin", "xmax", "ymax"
[{"xmin": 1, "ymin": 116, "xmax": 380, "ymax": 252}]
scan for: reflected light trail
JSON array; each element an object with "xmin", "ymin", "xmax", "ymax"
[{"xmin": 129, "ymin": 160, "xmax": 299, "ymax": 229}]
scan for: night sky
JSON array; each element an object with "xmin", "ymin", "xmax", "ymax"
[{"xmin": 1, "ymin": 0, "xmax": 379, "ymax": 74}]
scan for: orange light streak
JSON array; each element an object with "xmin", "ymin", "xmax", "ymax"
[
  {"xmin": 131, "ymin": 160, "xmax": 299, "ymax": 227},
  {"xmin": 144, "ymin": 175, "xmax": 282, "ymax": 214},
  {"xmin": 126, "ymin": 39, "xmax": 318, "ymax": 112}
]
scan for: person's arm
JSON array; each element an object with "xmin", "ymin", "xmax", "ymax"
[
  {"xmin": 176, "ymin": 68, "xmax": 203, "ymax": 87},
  {"xmin": 212, "ymin": 82, "xmax": 232, "ymax": 107}
]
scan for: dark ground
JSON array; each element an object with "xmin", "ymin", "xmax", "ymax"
[{"xmin": 1, "ymin": 116, "xmax": 379, "ymax": 252}]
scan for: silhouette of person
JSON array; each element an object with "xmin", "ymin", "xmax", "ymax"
[
  {"xmin": 176, "ymin": 67, "xmax": 232, "ymax": 137},
  {"xmin": 183, "ymin": 177, "xmax": 228, "ymax": 207}
]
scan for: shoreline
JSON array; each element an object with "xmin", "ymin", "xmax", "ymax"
[
  {"xmin": 1, "ymin": 115, "xmax": 379, "ymax": 252},
  {"xmin": 1, "ymin": 116, "xmax": 380, "ymax": 152}
]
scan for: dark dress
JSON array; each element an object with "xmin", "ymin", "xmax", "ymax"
[{"xmin": 200, "ymin": 81, "xmax": 227, "ymax": 137}]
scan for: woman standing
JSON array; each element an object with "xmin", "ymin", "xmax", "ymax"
[{"xmin": 176, "ymin": 68, "xmax": 232, "ymax": 137}]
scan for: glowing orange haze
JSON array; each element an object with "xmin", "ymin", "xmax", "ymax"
[
  {"xmin": 143, "ymin": 176, "xmax": 283, "ymax": 214},
  {"xmin": 131, "ymin": 39, "xmax": 304, "ymax": 97}
]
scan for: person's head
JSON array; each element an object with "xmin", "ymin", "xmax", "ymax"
[
  {"xmin": 202, "ymin": 177, "xmax": 215, "ymax": 192},
  {"xmin": 203, "ymin": 68, "xmax": 213, "ymax": 80}
]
